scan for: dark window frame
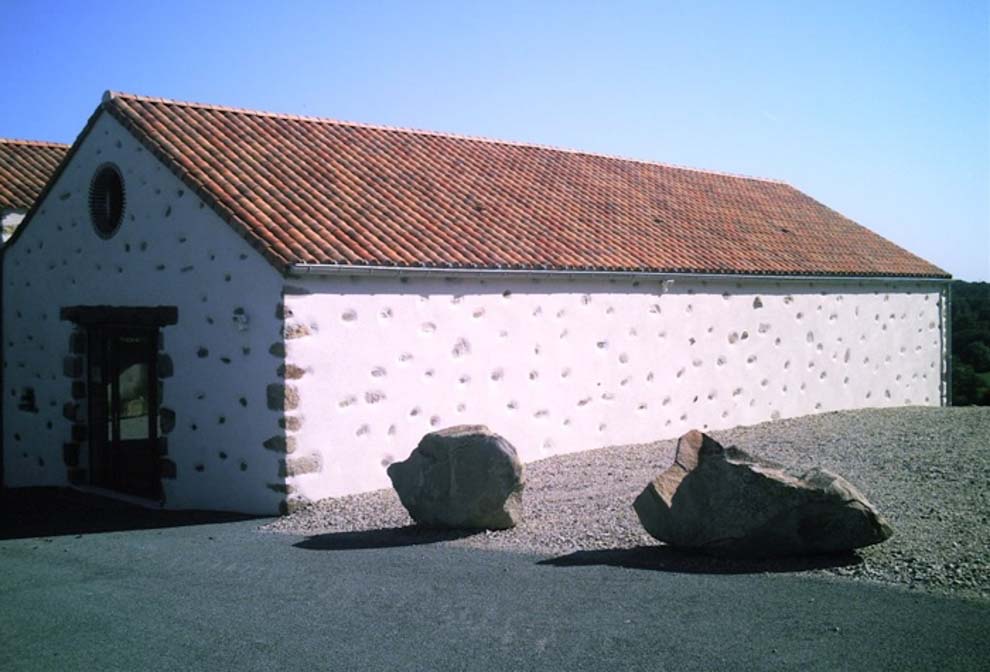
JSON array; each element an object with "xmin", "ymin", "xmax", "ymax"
[{"xmin": 88, "ymin": 163, "xmax": 126, "ymax": 238}]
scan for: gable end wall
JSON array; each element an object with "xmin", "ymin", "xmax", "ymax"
[{"xmin": 2, "ymin": 113, "xmax": 285, "ymax": 514}]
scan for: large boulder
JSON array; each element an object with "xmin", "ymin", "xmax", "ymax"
[
  {"xmin": 387, "ymin": 425, "xmax": 524, "ymax": 530},
  {"xmin": 633, "ymin": 430, "xmax": 893, "ymax": 557}
]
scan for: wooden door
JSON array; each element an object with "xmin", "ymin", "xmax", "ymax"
[{"xmin": 87, "ymin": 327, "xmax": 160, "ymax": 499}]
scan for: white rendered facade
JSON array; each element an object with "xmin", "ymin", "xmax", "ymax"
[{"xmin": 280, "ymin": 270, "xmax": 947, "ymax": 509}]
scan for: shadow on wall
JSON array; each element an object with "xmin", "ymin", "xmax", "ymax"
[
  {"xmin": 538, "ymin": 545, "xmax": 863, "ymax": 575},
  {"xmin": 294, "ymin": 525, "xmax": 481, "ymax": 551},
  {"xmin": 0, "ymin": 487, "xmax": 261, "ymax": 540}
]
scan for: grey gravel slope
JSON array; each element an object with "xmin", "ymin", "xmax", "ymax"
[{"xmin": 265, "ymin": 406, "xmax": 990, "ymax": 601}]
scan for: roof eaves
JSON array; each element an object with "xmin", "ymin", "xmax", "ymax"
[
  {"xmin": 290, "ymin": 261, "xmax": 952, "ymax": 281},
  {"xmin": 0, "ymin": 139, "xmax": 71, "ymax": 212},
  {"xmin": 0, "ymin": 138, "xmax": 71, "ymax": 149},
  {"xmin": 781, "ymin": 183, "xmax": 951, "ymax": 279}
]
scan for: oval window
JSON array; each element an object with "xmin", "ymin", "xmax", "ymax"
[{"xmin": 89, "ymin": 164, "xmax": 125, "ymax": 237}]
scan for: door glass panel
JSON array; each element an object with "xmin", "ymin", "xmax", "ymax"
[
  {"xmin": 107, "ymin": 379, "xmax": 115, "ymax": 438},
  {"xmin": 117, "ymin": 336, "xmax": 151, "ymax": 441}
]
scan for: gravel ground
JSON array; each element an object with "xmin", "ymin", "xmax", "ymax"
[{"xmin": 264, "ymin": 406, "xmax": 990, "ymax": 602}]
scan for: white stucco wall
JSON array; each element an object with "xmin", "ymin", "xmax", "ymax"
[
  {"xmin": 2, "ymin": 113, "xmax": 285, "ymax": 514},
  {"xmin": 283, "ymin": 273, "xmax": 946, "ymax": 505}
]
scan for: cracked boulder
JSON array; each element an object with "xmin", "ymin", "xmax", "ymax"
[
  {"xmin": 387, "ymin": 425, "xmax": 524, "ymax": 530},
  {"xmin": 633, "ymin": 430, "xmax": 893, "ymax": 557}
]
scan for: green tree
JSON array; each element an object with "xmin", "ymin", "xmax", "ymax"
[
  {"xmin": 953, "ymin": 359, "xmax": 981, "ymax": 406},
  {"xmin": 951, "ymin": 281, "xmax": 990, "ymax": 405},
  {"xmin": 965, "ymin": 341, "xmax": 990, "ymax": 372}
]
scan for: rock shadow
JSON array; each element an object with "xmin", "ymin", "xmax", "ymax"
[
  {"xmin": 538, "ymin": 544, "xmax": 863, "ymax": 574},
  {"xmin": 294, "ymin": 525, "xmax": 481, "ymax": 551}
]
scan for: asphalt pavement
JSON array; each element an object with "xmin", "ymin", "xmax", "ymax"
[{"xmin": 1, "ymin": 490, "xmax": 988, "ymax": 671}]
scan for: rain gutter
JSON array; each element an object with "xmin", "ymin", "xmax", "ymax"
[
  {"xmin": 944, "ymin": 283, "xmax": 954, "ymax": 406},
  {"xmin": 288, "ymin": 263, "xmax": 952, "ymax": 285}
]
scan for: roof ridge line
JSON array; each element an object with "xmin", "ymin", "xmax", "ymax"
[
  {"xmin": 0, "ymin": 137, "xmax": 71, "ymax": 148},
  {"xmin": 104, "ymin": 90, "xmax": 789, "ymax": 186}
]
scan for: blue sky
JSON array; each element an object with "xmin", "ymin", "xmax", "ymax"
[{"xmin": 2, "ymin": 0, "xmax": 987, "ymax": 280}]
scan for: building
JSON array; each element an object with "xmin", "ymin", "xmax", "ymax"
[
  {"xmin": 1, "ymin": 138, "xmax": 69, "ymax": 242},
  {"xmin": 1, "ymin": 92, "xmax": 950, "ymax": 514}
]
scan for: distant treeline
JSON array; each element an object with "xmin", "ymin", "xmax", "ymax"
[{"xmin": 952, "ymin": 280, "xmax": 990, "ymax": 405}]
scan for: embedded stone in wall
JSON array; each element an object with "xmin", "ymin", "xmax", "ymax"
[
  {"xmin": 68, "ymin": 331, "xmax": 86, "ymax": 354},
  {"xmin": 277, "ymin": 364, "xmax": 306, "ymax": 379},
  {"xmin": 157, "ymin": 353, "xmax": 174, "ymax": 378},
  {"xmin": 387, "ymin": 425, "xmax": 525, "ymax": 530},
  {"xmin": 280, "ymin": 496, "xmax": 312, "ymax": 515},
  {"xmin": 62, "ymin": 443, "xmax": 80, "ymax": 467},
  {"xmin": 284, "ymin": 322, "xmax": 311, "ymax": 340},
  {"xmin": 17, "ymin": 388, "xmax": 38, "ymax": 413},
  {"xmin": 279, "ymin": 454, "xmax": 322, "ymax": 478},
  {"xmin": 279, "ymin": 415, "xmax": 303, "ymax": 431},
  {"xmin": 452, "ymin": 338, "xmax": 471, "ymax": 357},
  {"xmin": 159, "ymin": 407, "xmax": 176, "ymax": 434},
  {"xmin": 160, "ymin": 459, "xmax": 177, "ymax": 479},
  {"xmin": 264, "ymin": 435, "xmax": 297, "ymax": 454},
  {"xmin": 71, "ymin": 423, "xmax": 87, "ymax": 442},
  {"xmin": 232, "ymin": 307, "xmax": 249, "ymax": 332},
  {"xmin": 267, "ymin": 383, "xmax": 300, "ymax": 411},
  {"xmin": 63, "ymin": 356, "xmax": 83, "ymax": 379}
]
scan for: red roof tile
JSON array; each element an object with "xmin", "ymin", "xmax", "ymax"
[
  {"xmin": 0, "ymin": 139, "xmax": 69, "ymax": 211},
  {"xmin": 102, "ymin": 92, "xmax": 946, "ymax": 278}
]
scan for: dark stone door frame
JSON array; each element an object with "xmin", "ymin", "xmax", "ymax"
[
  {"xmin": 60, "ymin": 306, "xmax": 178, "ymax": 328},
  {"xmin": 60, "ymin": 306, "xmax": 177, "ymax": 500}
]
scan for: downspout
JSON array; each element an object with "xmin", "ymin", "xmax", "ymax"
[
  {"xmin": 1, "ymin": 235, "xmax": 5, "ymax": 488},
  {"xmin": 945, "ymin": 283, "xmax": 953, "ymax": 406}
]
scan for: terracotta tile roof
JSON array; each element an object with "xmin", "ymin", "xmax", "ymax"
[
  {"xmin": 101, "ymin": 92, "xmax": 946, "ymax": 278},
  {"xmin": 0, "ymin": 139, "xmax": 69, "ymax": 211}
]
